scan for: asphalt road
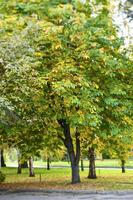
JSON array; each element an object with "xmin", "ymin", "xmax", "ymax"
[{"xmin": 1, "ymin": 192, "xmax": 133, "ymax": 200}]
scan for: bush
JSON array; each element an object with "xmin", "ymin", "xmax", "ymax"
[{"xmin": 0, "ymin": 171, "xmax": 6, "ymax": 183}]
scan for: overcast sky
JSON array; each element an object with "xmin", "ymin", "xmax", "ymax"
[{"xmin": 112, "ymin": 0, "xmax": 133, "ymax": 46}]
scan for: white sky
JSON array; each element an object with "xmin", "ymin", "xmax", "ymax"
[
  {"xmin": 80, "ymin": 0, "xmax": 133, "ymax": 47},
  {"xmin": 112, "ymin": 0, "xmax": 133, "ymax": 47}
]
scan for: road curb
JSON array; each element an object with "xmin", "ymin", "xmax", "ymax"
[{"xmin": 1, "ymin": 188, "xmax": 133, "ymax": 195}]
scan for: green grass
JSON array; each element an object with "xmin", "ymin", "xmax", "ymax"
[{"xmin": 1, "ymin": 167, "xmax": 133, "ymax": 190}]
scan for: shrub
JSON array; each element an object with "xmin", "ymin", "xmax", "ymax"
[{"xmin": 0, "ymin": 171, "xmax": 6, "ymax": 183}]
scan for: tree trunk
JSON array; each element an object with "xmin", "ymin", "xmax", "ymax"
[
  {"xmin": 67, "ymin": 152, "xmax": 70, "ymax": 164},
  {"xmin": 88, "ymin": 147, "xmax": 97, "ymax": 179},
  {"xmin": 71, "ymin": 163, "xmax": 80, "ymax": 184},
  {"xmin": 17, "ymin": 150, "xmax": 22, "ymax": 174},
  {"xmin": 0, "ymin": 150, "xmax": 1, "ymax": 168},
  {"xmin": 29, "ymin": 156, "xmax": 35, "ymax": 177},
  {"xmin": 1, "ymin": 149, "xmax": 6, "ymax": 167},
  {"xmin": 81, "ymin": 158, "xmax": 84, "ymax": 171},
  {"xmin": 47, "ymin": 158, "xmax": 50, "ymax": 170},
  {"xmin": 121, "ymin": 160, "xmax": 126, "ymax": 173},
  {"xmin": 58, "ymin": 120, "xmax": 80, "ymax": 184},
  {"xmin": 17, "ymin": 161, "xmax": 22, "ymax": 174}
]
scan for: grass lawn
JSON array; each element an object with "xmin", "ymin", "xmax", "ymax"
[{"xmin": 1, "ymin": 167, "xmax": 133, "ymax": 191}]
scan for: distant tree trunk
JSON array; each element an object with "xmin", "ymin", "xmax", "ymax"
[
  {"xmin": 21, "ymin": 161, "xmax": 28, "ymax": 168},
  {"xmin": 0, "ymin": 150, "xmax": 1, "ymax": 168},
  {"xmin": 121, "ymin": 160, "xmax": 126, "ymax": 173},
  {"xmin": 47, "ymin": 158, "xmax": 50, "ymax": 170},
  {"xmin": 29, "ymin": 156, "xmax": 35, "ymax": 177},
  {"xmin": 58, "ymin": 120, "xmax": 80, "ymax": 184},
  {"xmin": 88, "ymin": 147, "xmax": 97, "ymax": 179},
  {"xmin": 81, "ymin": 158, "xmax": 84, "ymax": 171},
  {"xmin": 1, "ymin": 149, "xmax": 6, "ymax": 167},
  {"xmin": 17, "ymin": 161, "xmax": 22, "ymax": 174},
  {"xmin": 17, "ymin": 150, "xmax": 22, "ymax": 174}
]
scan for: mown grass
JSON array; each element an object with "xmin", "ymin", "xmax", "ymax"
[{"xmin": 1, "ymin": 167, "xmax": 133, "ymax": 190}]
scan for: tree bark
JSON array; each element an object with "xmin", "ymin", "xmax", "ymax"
[
  {"xmin": 17, "ymin": 150, "xmax": 22, "ymax": 174},
  {"xmin": 17, "ymin": 161, "xmax": 22, "ymax": 174},
  {"xmin": 47, "ymin": 158, "xmax": 50, "ymax": 170},
  {"xmin": 121, "ymin": 160, "xmax": 126, "ymax": 173},
  {"xmin": 88, "ymin": 147, "xmax": 97, "ymax": 179},
  {"xmin": 1, "ymin": 149, "xmax": 6, "ymax": 167},
  {"xmin": 58, "ymin": 120, "xmax": 80, "ymax": 184},
  {"xmin": 0, "ymin": 150, "xmax": 1, "ymax": 168},
  {"xmin": 71, "ymin": 164, "xmax": 80, "ymax": 184},
  {"xmin": 29, "ymin": 156, "xmax": 35, "ymax": 177},
  {"xmin": 81, "ymin": 158, "xmax": 84, "ymax": 171},
  {"xmin": 67, "ymin": 152, "xmax": 70, "ymax": 164}
]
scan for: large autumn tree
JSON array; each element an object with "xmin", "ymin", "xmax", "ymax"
[{"xmin": 0, "ymin": 0, "xmax": 132, "ymax": 184}]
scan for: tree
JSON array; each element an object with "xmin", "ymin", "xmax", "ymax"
[
  {"xmin": 0, "ymin": 149, "xmax": 6, "ymax": 167},
  {"xmin": 88, "ymin": 147, "xmax": 97, "ymax": 179},
  {"xmin": 0, "ymin": 0, "xmax": 102, "ymax": 184},
  {"xmin": 103, "ymin": 129, "xmax": 133, "ymax": 173},
  {"xmin": 0, "ymin": 0, "xmax": 132, "ymax": 184}
]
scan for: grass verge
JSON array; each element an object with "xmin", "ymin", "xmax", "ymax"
[{"xmin": 1, "ymin": 167, "xmax": 133, "ymax": 191}]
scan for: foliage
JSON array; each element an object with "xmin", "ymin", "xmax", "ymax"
[
  {"xmin": 0, "ymin": 171, "xmax": 6, "ymax": 183},
  {"xmin": 40, "ymin": 133, "xmax": 66, "ymax": 161}
]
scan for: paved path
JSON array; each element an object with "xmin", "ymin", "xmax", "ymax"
[
  {"xmin": 6, "ymin": 164, "xmax": 133, "ymax": 170},
  {"xmin": 1, "ymin": 191, "xmax": 133, "ymax": 200}
]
